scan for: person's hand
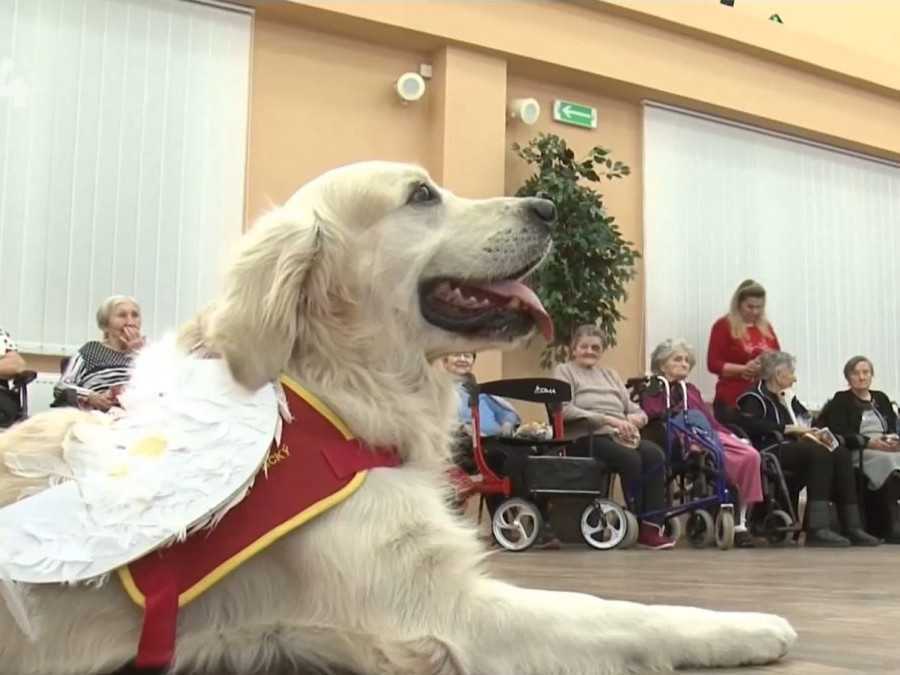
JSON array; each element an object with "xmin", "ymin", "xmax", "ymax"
[
  {"xmin": 784, "ymin": 425, "xmax": 814, "ymax": 436},
  {"xmin": 869, "ymin": 436, "xmax": 900, "ymax": 451},
  {"xmin": 84, "ymin": 390, "xmax": 115, "ymax": 412},
  {"xmin": 742, "ymin": 358, "xmax": 761, "ymax": 379},
  {"xmin": 122, "ymin": 326, "xmax": 145, "ymax": 351},
  {"xmin": 811, "ymin": 429, "xmax": 836, "ymax": 447},
  {"xmin": 607, "ymin": 417, "xmax": 631, "ymax": 434},
  {"xmin": 611, "ymin": 418, "xmax": 640, "ymax": 445},
  {"xmin": 499, "ymin": 421, "xmax": 516, "ymax": 437}
]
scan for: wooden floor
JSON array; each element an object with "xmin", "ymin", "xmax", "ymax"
[{"xmin": 487, "ymin": 544, "xmax": 900, "ymax": 674}]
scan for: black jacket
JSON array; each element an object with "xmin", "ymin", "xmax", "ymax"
[
  {"xmin": 819, "ymin": 390, "xmax": 897, "ymax": 448},
  {"xmin": 735, "ymin": 382, "xmax": 810, "ymax": 447}
]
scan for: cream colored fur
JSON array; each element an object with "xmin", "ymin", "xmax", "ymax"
[{"xmin": 0, "ymin": 161, "xmax": 796, "ymax": 674}]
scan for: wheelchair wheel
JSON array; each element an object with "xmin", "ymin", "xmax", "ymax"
[
  {"xmin": 492, "ymin": 498, "xmax": 543, "ymax": 552},
  {"xmin": 715, "ymin": 508, "xmax": 735, "ymax": 550},
  {"xmin": 686, "ymin": 509, "xmax": 715, "ymax": 548},
  {"xmin": 580, "ymin": 499, "xmax": 629, "ymax": 550},
  {"xmin": 763, "ymin": 509, "xmax": 793, "ymax": 546},
  {"xmin": 622, "ymin": 511, "xmax": 640, "ymax": 549},
  {"xmin": 663, "ymin": 515, "xmax": 683, "ymax": 542}
]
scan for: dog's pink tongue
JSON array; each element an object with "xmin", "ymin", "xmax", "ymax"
[{"xmin": 480, "ymin": 280, "xmax": 554, "ymax": 342}]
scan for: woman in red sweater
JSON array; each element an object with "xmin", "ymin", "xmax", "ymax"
[{"xmin": 707, "ymin": 279, "xmax": 780, "ymax": 421}]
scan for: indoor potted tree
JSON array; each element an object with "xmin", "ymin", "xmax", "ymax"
[{"xmin": 513, "ymin": 133, "xmax": 639, "ymax": 367}]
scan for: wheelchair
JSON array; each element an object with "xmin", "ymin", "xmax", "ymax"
[
  {"xmin": 451, "ymin": 378, "xmax": 639, "ymax": 552},
  {"xmin": 746, "ymin": 431, "xmax": 803, "ymax": 546},
  {"xmin": 629, "ymin": 376, "xmax": 737, "ymax": 549},
  {"xmin": 704, "ymin": 400, "xmax": 803, "ymax": 546}
]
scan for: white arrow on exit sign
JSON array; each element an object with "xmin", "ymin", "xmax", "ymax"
[{"xmin": 553, "ymin": 100, "xmax": 597, "ymax": 129}]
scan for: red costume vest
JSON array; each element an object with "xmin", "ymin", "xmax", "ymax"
[{"xmin": 117, "ymin": 376, "xmax": 400, "ymax": 668}]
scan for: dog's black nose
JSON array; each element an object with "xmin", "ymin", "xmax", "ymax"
[{"xmin": 529, "ymin": 197, "xmax": 556, "ymax": 224}]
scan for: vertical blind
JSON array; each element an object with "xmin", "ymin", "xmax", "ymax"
[
  {"xmin": 0, "ymin": 0, "xmax": 252, "ymax": 354},
  {"xmin": 643, "ymin": 103, "xmax": 900, "ymax": 408}
]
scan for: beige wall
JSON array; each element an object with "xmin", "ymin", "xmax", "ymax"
[
  {"xmin": 601, "ymin": 0, "xmax": 900, "ymax": 88},
  {"xmin": 23, "ymin": 354, "xmax": 61, "ymax": 374},
  {"xmin": 282, "ymin": 1, "xmax": 900, "ymax": 160},
  {"xmin": 428, "ymin": 47, "xmax": 509, "ymax": 383},
  {"xmin": 246, "ymin": 17, "xmax": 434, "ymax": 222}
]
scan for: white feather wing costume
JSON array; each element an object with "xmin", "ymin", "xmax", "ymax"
[{"xmin": 0, "ymin": 337, "xmax": 278, "ymax": 584}]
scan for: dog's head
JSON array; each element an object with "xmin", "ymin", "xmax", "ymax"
[{"xmin": 204, "ymin": 162, "xmax": 554, "ymax": 389}]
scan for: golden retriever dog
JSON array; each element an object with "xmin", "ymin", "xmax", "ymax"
[{"xmin": 0, "ymin": 162, "xmax": 796, "ymax": 674}]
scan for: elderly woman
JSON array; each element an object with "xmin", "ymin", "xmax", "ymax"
[
  {"xmin": 819, "ymin": 356, "xmax": 900, "ymax": 544},
  {"xmin": 707, "ymin": 280, "xmax": 781, "ymax": 421},
  {"xmin": 443, "ymin": 352, "xmax": 520, "ymax": 437},
  {"xmin": 54, "ymin": 295, "xmax": 145, "ymax": 412},
  {"xmin": 641, "ymin": 339, "xmax": 762, "ymax": 547},
  {"xmin": 736, "ymin": 351, "xmax": 879, "ymax": 547},
  {"xmin": 553, "ymin": 325, "xmax": 673, "ymax": 550}
]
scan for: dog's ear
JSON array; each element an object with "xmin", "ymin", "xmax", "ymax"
[{"xmin": 206, "ymin": 208, "xmax": 324, "ymax": 390}]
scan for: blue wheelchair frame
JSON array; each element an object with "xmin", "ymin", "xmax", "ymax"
[{"xmin": 628, "ymin": 377, "xmax": 734, "ymax": 526}]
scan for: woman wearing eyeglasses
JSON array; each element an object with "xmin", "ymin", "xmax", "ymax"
[{"xmin": 553, "ymin": 325, "xmax": 674, "ymax": 549}]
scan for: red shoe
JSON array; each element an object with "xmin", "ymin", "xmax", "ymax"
[
  {"xmin": 538, "ymin": 536, "xmax": 562, "ymax": 550},
  {"xmin": 637, "ymin": 521, "xmax": 676, "ymax": 550}
]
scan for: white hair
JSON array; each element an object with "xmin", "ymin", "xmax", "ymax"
[
  {"xmin": 759, "ymin": 350, "xmax": 796, "ymax": 381},
  {"xmin": 650, "ymin": 338, "xmax": 696, "ymax": 375},
  {"xmin": 95, "ymin": 295, "xmax": 139, "ymax": 332}
]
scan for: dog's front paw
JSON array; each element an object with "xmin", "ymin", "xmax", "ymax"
[{"xmin": 711, "ymin": 612, "xmax": 797, "ymax": 666}]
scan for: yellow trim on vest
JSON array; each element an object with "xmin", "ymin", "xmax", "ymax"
[
  {"xmin": 118, "ymin": 470, "xmax": 368, "ymax": 608},
  {"xmin": 119, "ymin": 376, "xmax": 361, "ymax": 607},
  {"xmin": 279, "ymin": 374, "xmax": 354, "ymax": 440}
]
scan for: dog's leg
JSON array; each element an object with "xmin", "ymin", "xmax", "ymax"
[
  {"xmin": 280, "ymin": 469, "xmax": 795, "ymax": 675},
  {"xmin": 174, "ymin": 622, "xmax": 464, "ymax": 675},
  {"xmin": 445, "ymin": 580, "xmax": 795, "ymax": 674}
]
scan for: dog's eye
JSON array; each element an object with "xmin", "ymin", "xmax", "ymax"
[{"xmin": 408, "ymin": 183, "xmax": 438, "ymax": 205}]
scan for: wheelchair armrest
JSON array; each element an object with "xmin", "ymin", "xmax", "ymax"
[
  {"xmin": 12, "ymin": 370, "xmax": 37, "ymax": 387},
  {"xmin": 757, "ymin": 431, "xmax": 786, "ymax": 454}
]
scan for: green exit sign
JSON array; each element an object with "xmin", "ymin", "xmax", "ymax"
[{"xmin": 553, "ymin": 100, "xmax": 597, "ymax": 129}]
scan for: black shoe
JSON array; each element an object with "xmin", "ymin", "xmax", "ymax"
[
  {"xmin": 806, "ymin": 528, "xmax": 851, "ymax": 547},
  {"xmin": 884, "ymin": 531, "xmax": 900, "ymax": 545},
  {"xmin": 734, "ymin": 530, "xmax": 755, "ymax": 548},
  {"xmin": 845, "ymin": 528, "xmax": 881, "ymax": 547}
]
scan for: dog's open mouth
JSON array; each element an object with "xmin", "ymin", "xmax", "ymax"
[{"xmin": 419, "ymin": 276, "xmax": 554, "ymax": 342}]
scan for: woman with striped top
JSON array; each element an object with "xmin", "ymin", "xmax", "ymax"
[{"xmin": 54, "ymin": 296, "xmax": 145, "ymax": 411}]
